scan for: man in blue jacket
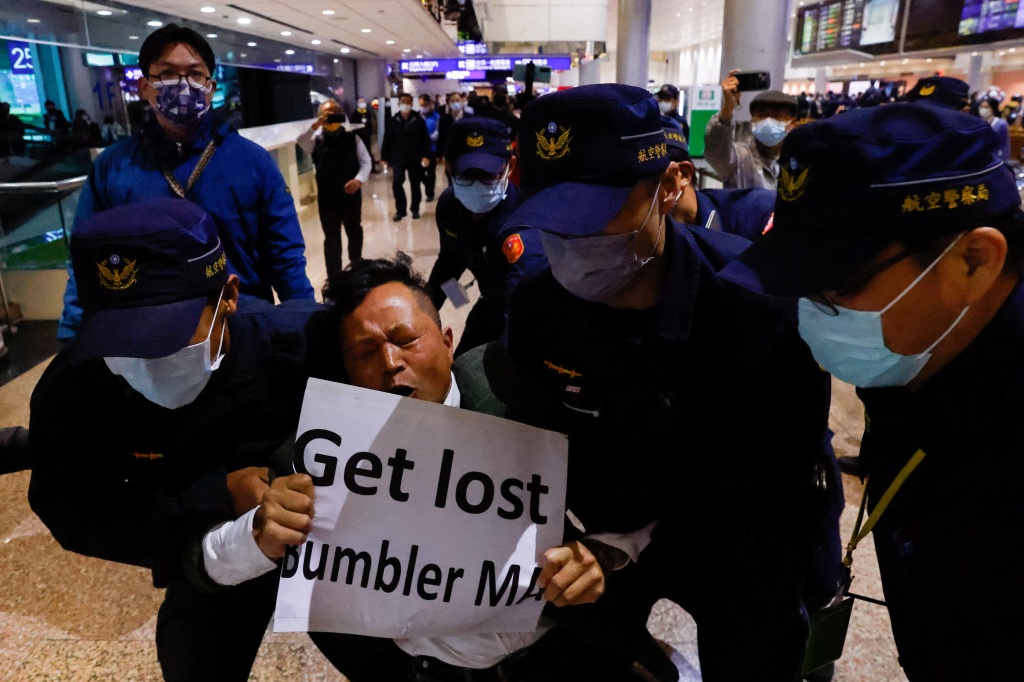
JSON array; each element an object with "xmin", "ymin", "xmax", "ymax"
[{"xmin": 57, "ymin": 25, "xmax": 314, "ymax": 341}]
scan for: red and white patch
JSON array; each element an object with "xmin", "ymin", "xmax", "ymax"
[{"xmin": 502, "ymin": 233, "xmax": 525, "ymax": 263}]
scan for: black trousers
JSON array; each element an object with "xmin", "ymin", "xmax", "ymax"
[
  {"xmin": 318, "ymin": 194, "xmax": 363, "ymax": 273},
  {"xmin": 156, "ymin": 570, "xmax": 278, "ymax": 682},
  {"xmin": 421, "ymin": 155, "xmax": 437, "ymax": 200},
  {"xmin": 392, "ymin": 163, "xmax": 424, "ymax": 216}
]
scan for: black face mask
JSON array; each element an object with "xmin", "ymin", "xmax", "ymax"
[{"xmin": 325, "ymin": 113, "xmax": 346, "ymax": 124}]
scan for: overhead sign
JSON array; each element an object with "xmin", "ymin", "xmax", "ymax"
[
  {"xmin": 445, "ymin": 70, "xmax": 487, "ymax": 80},
  {"xmin": 273, "ymin": 380, "xmax": 568, "ymax": 637},
  {"xmin": 8, "ymin": 41, "xmax": 34, "ymax": 74},
  {"xmin": 255, "ymin": 63, "xmax": 316, "ymax": 74},
  {"xmin": 399, "ymin": 55, "xmax": 571, "ymax": 75},
  {"xmin": 458, "ymin": 41, "xmax": 488, "ymax": 55}
]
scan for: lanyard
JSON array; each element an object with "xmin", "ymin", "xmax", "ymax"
[
  {"xmin": 159, "ymin": 138, "xmax": 218, "ymax": 199},
  {"xmin": 843, "ymin": 448, "xmax": 927, "ymax": 569}
]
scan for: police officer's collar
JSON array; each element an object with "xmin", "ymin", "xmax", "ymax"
[{"xmin": 693, "ymin": 190, "xmax": 720, "ymax": 230}]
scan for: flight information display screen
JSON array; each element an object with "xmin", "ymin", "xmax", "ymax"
[
  {"xmin": 905, "ymin": 0, "xmax": 1024, "ymax": 50},
  {"xmin": 795, "ymin": 0, "xmax": 903, "ymax": 56}
]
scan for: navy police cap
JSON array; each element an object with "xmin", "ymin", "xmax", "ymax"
[
  {"xmin": 903, "ymin": 76, "xmax": 970, "ymax": 111},
  {"xmin": 445, "ymin": 117, "xmax": 513, "ymax": 177},
  {"xmin": 656, "ymin": 84, "xmax": 680, "ymax": 100},
  {"xmin": 70, "ymin": 197, "xmax": 229, "ymax": 362},
  {"xmin": 506, "ymin": 83, "xmax": 670, "ymax": 238},
  {"xmin": 661, "ymin": 115, "xmax": 690, "ymax": 163},
  {"xmin": 722, "ymin": 104, "xmax": 1021, "ymax": 298}
]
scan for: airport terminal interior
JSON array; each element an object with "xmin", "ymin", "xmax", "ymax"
[{"xmin": 2, "ymin": 0, "xmax": 1023, "ymax": 679}]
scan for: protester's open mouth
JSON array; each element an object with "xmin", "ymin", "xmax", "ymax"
[{"xmin": 389, "ymin": 385, "xmax": 415, "ymax": 397}]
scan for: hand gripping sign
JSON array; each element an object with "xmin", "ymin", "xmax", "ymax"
[{"xmin": 273, "ymin": 379, "xmax": 568, "ymax": 637}]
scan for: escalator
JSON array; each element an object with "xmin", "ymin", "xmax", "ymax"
[{"xmin": 0, "ymin": 143, "xmax": 91, "ymax": 342}]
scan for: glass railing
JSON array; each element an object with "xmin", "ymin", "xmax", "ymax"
[
  {"xmin": 0, "ymin": 176, "xmax": 84, "ymax": 271},
  {"xmin": 0, "ymin": 151, "xmax": 89, "ymax": 328}
]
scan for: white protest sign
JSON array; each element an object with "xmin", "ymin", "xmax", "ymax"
[{"xmin": 273, "ymin": 379, "xmax": 568, "ymax": 638}]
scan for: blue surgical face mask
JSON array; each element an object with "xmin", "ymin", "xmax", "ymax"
[
  {"xmin": 751, "ymin": 117, "xmax": 788, "ymax": 147},
  {"xmin": 152, "ymin": 79, "xmax": 213, "ymax": 127},
  {"xmin": 453, "ymin": 169, "xmax": 509, "ymax": 214},
  {"xmin": 104, "ymin": 287, "xmax": 227, "ymax": 409},
  {"xmin": 797, "ymin": 235, "xmax": 968, "ymax": 388},
  {"xmin": 540, "ymin": 187, "xmax": 662, "ymax": 303}
]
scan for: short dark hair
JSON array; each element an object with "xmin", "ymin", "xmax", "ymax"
[
  {"xmin": 139, "ymin": 24, "xmax": 216, "ymax": 77},
  {"xmin": 399, "ymin": 93, "xmax": 413, "ymax": 103},
  {"xmin": 305, "ymin": 253, "xmax": 441, "ymax": 383}
]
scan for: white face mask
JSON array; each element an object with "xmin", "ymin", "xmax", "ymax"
[
  {"xmin": 453, "ymin": 168, "xmax": 509, "ymax": 214},
  {"xmin": 450, "ymin": 101, "xmax": 464, "ymax": 112},
  {"xmin": 797, "ymin": 235, "xmax": 968, "ymax": 388},
  {"xmin": 399, "ymin": 103, "xmax": 412, "ymax": 114},
  {"xmin": 540, "ymin": 187, "xmax": 662, "ymax": 303},
  {"xmin": 105, "ymin": 287, "xmax": 227, "ymax": 409},
  {"xmin": 751, "ymin": 118, "xmax": 788, "ymax": 147},
  {"xmin": 357, "ymin": 101, "xmax": 366, "ymax": 109},
  {"xmin": 658, "ymin": 100, "xmax": 675, "ymax": 115}
]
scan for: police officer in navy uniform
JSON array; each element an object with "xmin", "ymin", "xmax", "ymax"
[
  {"xmin": 662, "ymin": 117, "xmax": 776, "ymax": 240},
  {"xmin": 723, "ymin": 104, "xmax": 1024, "ymax": 681},
  {"xmin": 503, "ymin": 84, "xmax": 834, "ymax": 681},
  {"xmin": 655, "ymin": 84, "xmax": 690, "ymax": 141},
  {"xmin": 427, "ymin": 118, "xmax": 521, "ymax": 356},
  {"xmin": 28, "ymin": 199, "xmax": 317, "ymax": 682}
]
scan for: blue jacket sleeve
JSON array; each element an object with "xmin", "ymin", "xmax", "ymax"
[
  {"xmin": 254, "ymin": 148, "xmax": 315, "ymax": 301},
  {"xmin": 57, "ymin": 164, "xmax": 106, "ymax": 340}
]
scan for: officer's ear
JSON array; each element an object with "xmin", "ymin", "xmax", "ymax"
[
  {"xmin": 958, "ymin": 227, "xmax": 1008, "ymax": 305},
  {"xmin": 657, "ymin": 163, "xmax": 683, "ymax": 216},
  {"xmin": 677, "ymin": 160, "xmax": 695, "ymax": 191},
  {"xmin": 222, "ymin": 274, "xmax": 241, "ymax": 318}
]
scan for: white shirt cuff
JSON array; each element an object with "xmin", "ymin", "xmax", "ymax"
[
  {"xmin": 201, "ymin": 508, "xmax": 278, "ymax": 586},
  {"xmin": 586, "ymin": 521, "xmax": 657, "ymax": 569}
]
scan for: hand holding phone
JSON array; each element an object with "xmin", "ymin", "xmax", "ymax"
[{"xmin": 734, "ymin": 70, "xmax": 771, "ymax": 92}]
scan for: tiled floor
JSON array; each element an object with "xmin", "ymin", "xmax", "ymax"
[{"xmin": 0, "ymin": 172, "xmax": 905, "ymax": 681}]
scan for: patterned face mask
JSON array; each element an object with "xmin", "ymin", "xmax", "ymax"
[{"xmin": 151, "ymin": 79, "xmax": 213, "ymax": 127}]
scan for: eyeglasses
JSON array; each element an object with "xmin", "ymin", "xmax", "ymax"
[
  {"xmin": 453, "ymin": 168, "xmax": 507, "ymax": 187},
  {"xmin": 147, "ymin": 70, "xmax": 212, "ymax": 88},
  {"xmin": 811, "ymin": 246, "xmax": 916, "ymax": 315}
]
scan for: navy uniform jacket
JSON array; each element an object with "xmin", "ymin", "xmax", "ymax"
[
  {"xmin": 696, "ymin": 187, "xmax": 775, "ymax": 241},
  {"xmin": 426, "ymin": 185, "xmax": 521, "ymax": 313},
  {"xmin": 29, "ymin": 300, "xmax": 319, "ymax": 587},
  {"xmin": 58, "ymin": 115, "xmax": 315, "ymax": 340},
  {"xmin": 507, "ymin": 218, "xmax": 830, "ymax": 537},
  {"xmin": 855, "ymin": 280, "xmax": 1024, "ymax": 678}
]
